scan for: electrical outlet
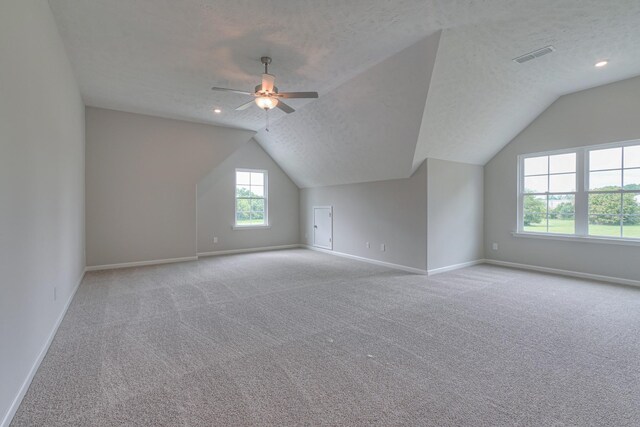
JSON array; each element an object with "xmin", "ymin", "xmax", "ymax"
[
  {"xmin": 53, "ymin": 287, "xmax": 57, "ymax": 301},
  {"xmin": 366, "ymin": 242, "xmax": 370, "ymax": 248},
  {"xmin": 213, "ymin": 236, "xmax": 218, "ymax": 244},
  {"xmin": 492, "ymin": 242, "xmax": 498, "ymax": 251},
  {"xmin": 380, "ymin": 243, "xmax": 385, "ymax": 252}
]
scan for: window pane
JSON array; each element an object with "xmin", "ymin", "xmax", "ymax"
[
  {"xmin": 251, "ymin": 199, "xmax": 264, "ymax": 211},
  {"xmin": 589, "ymin": 147, "xmax": 622, "ymax": 171},
  {"xmin": 524, "ymin": 156, "xmax": 548, "ymax": 176},
  {"xmin": 236, "ymin": 211, "xmax": 250, "ymax": 224},
  {"xmin": 589, "ymin": 215, "xmax": 621, "ymax": 237},
  {"xmin": 250, "ymin": 185, "xmax": 264, "ymax": 197},
  {"xmin": 624, "ymin": 168, "xmax": 640, "ymax": 189},
  {"xmin": 236, "ymin": 198, "xmax": 251, "ymax": 212},
  {"xmin": 523, "ymin": 195, "xmax": 547, "ymax": 232},
  {"xmin": 250, "ymin": 172, "xmax": 264, "ymax": 186},
  {"xmin": 236, "ymin": 171, "xmax": 251, "ymax": 185},
  {"xmin": 623, "ymin": 192, "xmax": 640, "ymax": 220},
  {"xmin": 549, "ymin": 173, "xmax": 576, "ymax": 193},
  {"xmin": 548, "ymin": 195, "xmax": 575, "ymax": 234},
  {"xmin": 589, "ymin": 193, "xmax": 621, "ymax": 216},
  {"xmin": 250, "ymin": 211, "xmax": 265, "ymax": 222},
  {"xmin": 623, "ymin": 216, "xmax": 640, "ymax": 238},
  {"xmin": 550, "ymin": 153, "xmax": 576, "ymax": 173},
  {"xmin": 624, "ymin": 145, "xmax": 640, "ymax": 169},
  {"xmin": 589, "ymin": 170, "xmax": 621, "ymax": 191},
  {"xmin": 524, "ymin": 175, "xmax": 548, "ymax": 193},
  {"xmin": 236, "ymin": 185, "xmax": 251, "ymax": 197}
]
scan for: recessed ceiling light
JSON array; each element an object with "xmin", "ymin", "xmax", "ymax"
[
  {"xmin": 595, "ymin": 60, "xmax": 608, "ymax": 68},
  {"xmin": 213, "ymin": 108, "xmax": 222, "ymax": 114}
]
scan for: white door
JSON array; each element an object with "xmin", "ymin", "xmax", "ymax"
[{"xmin": 313, "ymin": 206, "xmax": 333, "ymax": 250}]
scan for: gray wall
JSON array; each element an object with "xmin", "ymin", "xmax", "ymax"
[
  {"xmin": 197, "ymin": 140, "xmax": 299, "ymax": 253},
  {"xmin": 85, "ymin": 107, "xmax": 254, "ymax": 267},
  {"xmin": 0, "ymin": 1, "xmax": 85, "ymax": 424},
  {"xmin": 485, "ymin": 75, "xmax": 640, "ymax": 282},
  {"xmin": 427, "ymin": 159, "xmax": 484, "ymax": 271},
  {"xmin": 299, "ymin": 162, "xmax": 428, "ymax": 271}
]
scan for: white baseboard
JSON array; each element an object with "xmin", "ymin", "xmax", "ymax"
[
  {"xmin": 485, "ymin": 259, "xmax": 640, "ymax": 288},
  {"xmin": 427, "ymin": 259, "xmax": 486, "ymax": 276},
  {"xmin": 1, "ymin": 270, "xmax": 85, "ymax": 427},
  {"xmin": 85, "ymin": 256, "xmax": 198, "ymax": 272},
  {"xmin": 197, "ymin": 244, "xmax": 300, "ymax": 258},
  {"xmin": 302, "ymin": 245, "xmax": 427, "ymax": 275}
]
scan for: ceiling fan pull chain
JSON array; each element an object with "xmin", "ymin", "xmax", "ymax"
[{"xmin": 266, "ymin": 110, "xmax": 270, "ymax": 132}]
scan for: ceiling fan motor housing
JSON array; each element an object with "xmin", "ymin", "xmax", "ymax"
[{"xmin": 255, "ymin": 85, "xmax": 278, "ymax": 95}]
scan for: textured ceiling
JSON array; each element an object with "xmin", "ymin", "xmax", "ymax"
[
  {"xmin": 49, "ymin": 0, "xmax": 640, "ymax": 187},
  {"xmin": 415, "ymin": 0, "xmax": 640, "ymax": 166},
  {"xmin": 255, "ymin": 33, "xmax": 440, "ymax": 188}
]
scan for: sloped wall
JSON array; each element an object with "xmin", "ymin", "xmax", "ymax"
[
  {"xmin": 85, "ymin": 107, "xmax": 255, "ymax": 267},
  {"xmin": 256, "ymin": 32, "xmax": 441, "ymax": 188},
  {"xmin": 197, "ymin": 140, "xmax": 299, "ymax": 254},
  {"xmin": 485, "ymin": 76, "xmax": 640, "ymax": 282}
]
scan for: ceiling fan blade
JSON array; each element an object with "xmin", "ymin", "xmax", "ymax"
[
  {"xmin": 277, "ymin": 91, "xmax": 319, "ymax": 99},
  {"xmin": 261, "ymin": 74, "xmax": 275, "ymax": 92},
  {"xmin": 235, "ymin": 100, "xmax": 255, "ymax": 111},
  {"xmin": 211, "ymin": 87, "xmax": 254, "ymax": 96},
  {"xmin": 276, "ymin": 100, "xmax": 295, "ymax": 114}
]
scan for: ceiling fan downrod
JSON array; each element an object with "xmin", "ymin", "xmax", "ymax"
[{"xmin": 261, "ymin": 56, "xmax": 271, "ymax": 75}]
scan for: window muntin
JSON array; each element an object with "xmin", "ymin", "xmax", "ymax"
[
  {"xmin": 522, "ymin": 153, "xmax": 576, "ymax": 234},
  {"xmin": 519, "ymin": 141, "xmax": 640, "ymax": 240},
  {"xmin": 587, "ymin": 145, "xmax": 640, "ymax": 238},
  {"xmin": 235, "ymin": 169, "xmax": 268, "ymax": 227}
]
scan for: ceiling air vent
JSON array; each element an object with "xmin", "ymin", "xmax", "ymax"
[{"xmin": 513, "ymin": 45, "xmax": 555, "ymax": 64}]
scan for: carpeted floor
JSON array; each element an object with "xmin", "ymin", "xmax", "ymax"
[{"xmin": 10, "ymin": 249, "xmax": 640, "ymax": 426}]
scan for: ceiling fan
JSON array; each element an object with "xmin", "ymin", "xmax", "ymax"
[{"xmin": 211, "ymin": 57, "xmax": 318, "ymax": 115}]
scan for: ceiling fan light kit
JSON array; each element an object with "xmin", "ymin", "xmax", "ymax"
[{"xmin": 255, "ymin": 96, "xmax": 278, "ymax": 110}]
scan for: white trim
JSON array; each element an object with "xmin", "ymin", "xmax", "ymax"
[
  {"xmin": 1, "ymin": 270, "xmax": 85, "ymax": 427},
  {"xmin": 485, "ymin": 259, "xmax": 640, "ymax": 288},
  {"xmin": 235, "ymin": 168, "xmax": 268, "ymax": 228},
  {"xmin": 517, "ymin": 139, "xmax": 640, "ymax": 240},
  {"xmin": 198, "ymin": 244, "xmax": 299, "ymax": 258},
  {"xmin": 85, "ymin": 256, "xmax": 198, "ymax": 271},
  {"xmin": 232, "ymin": 225, "xmax": 272, "ymax": 230},
  {"xmin": 302, "ymin": 245, "xmax": 427, "ymax": 275},
  {"xmin": 312, "ymin": 205, "xmax": 333, "ymax": 250},
  {"xmin": 427, "ymin": 259, "xmax": 486, "ymax": 276},
  {"xmin": 511, "ymin": 231, "xmax": 640, "ymax": 247}
]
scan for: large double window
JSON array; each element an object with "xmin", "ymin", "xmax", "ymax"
[
  {"xmin": 235, "ymin": 169, "xmax": 268, "ymax": 228},
  {"xmin": 518, "ymin": 141, "xmax": 640, "ymax": 240}
]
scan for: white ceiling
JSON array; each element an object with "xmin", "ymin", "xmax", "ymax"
[
  {"xmin": 49, "ymin": 0, "xmax": 640, "ymax": 187},
  {"xmin": 255, "ymin": 33, "xmax": 440, "ymax": 188},
  {"xmin": 415, "ymin": 1, "xmax": 640, "ymax": 166}
]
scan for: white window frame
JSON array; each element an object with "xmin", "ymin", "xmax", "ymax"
[
  {"xmin": 515, "ymin": 139, "xmax": 640, "ymax": 246},
  {"xmin": 233, "ymin": 168, "xmax": 269, "ymax": 230}
]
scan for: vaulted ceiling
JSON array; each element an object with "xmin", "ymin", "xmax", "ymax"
[{"xmin": 49, "ymin": 0, "xmax": 640, "ymax": 187}]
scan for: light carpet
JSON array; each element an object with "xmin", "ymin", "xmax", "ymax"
[{"xmin": 10, "ymin": 249, "xmax": 640, "ymax": 426}]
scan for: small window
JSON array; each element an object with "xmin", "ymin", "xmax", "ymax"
[{"xmin": 235, "ymin": 169, "xmax": 268, "ymax": 227}]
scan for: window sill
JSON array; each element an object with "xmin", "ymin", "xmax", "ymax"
[
  {"xmin": 511, "ymin": 231, "xmax": 640, "ymax": 247},
  {"xmin": 232, "ymin": 225, "xmax": 271, "ymax": 231}
]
